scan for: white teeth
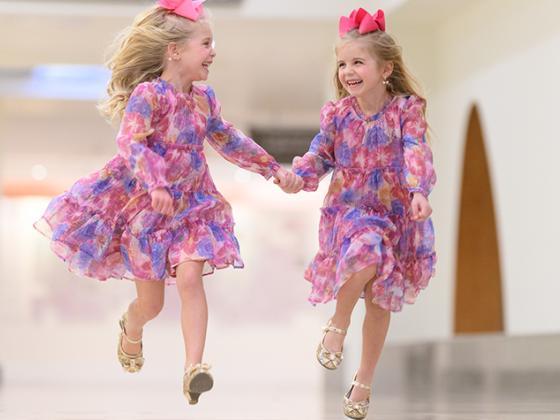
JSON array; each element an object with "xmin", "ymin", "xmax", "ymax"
[{"xmin": 347, "ymin": 80, "xmax": 362, "ymax": 86}]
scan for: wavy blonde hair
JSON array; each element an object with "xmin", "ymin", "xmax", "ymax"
[
  {"xmin": 98, "ymin": 5, "xmax": 205, "ymax": 121},
  {"xmin": 334, "ymin": 30, "xmax": 425, "ymax": 106}
]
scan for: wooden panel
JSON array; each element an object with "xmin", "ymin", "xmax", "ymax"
[{"xmin": 454, "ymin": 106, "xmax": 504, "ymax": 334}]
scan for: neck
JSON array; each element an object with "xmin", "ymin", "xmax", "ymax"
[
  {"xmin": 355, "ymin": 86, "xmax": 390, "ymax": 116},
  {"xmin": 160, "ymin": 69, "xmax": 193, "ymax": 94}
]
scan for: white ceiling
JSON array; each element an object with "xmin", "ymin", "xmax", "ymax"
[
  {"xmin": 0, "ymin": 0, "xmax": 408, "ymax": 19},
  {"xmin": 1, "ymin": 0, "xmax": 474, "ymax": 187}
]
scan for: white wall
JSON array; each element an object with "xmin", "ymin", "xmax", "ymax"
[{"xmin": 385, "ymin": 0, "xmax": 560, "ymax": 340}]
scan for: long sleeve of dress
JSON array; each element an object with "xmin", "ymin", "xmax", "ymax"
[
  {"xmin": 115, "ymin": 82, "xmax": 169, "ymax": 193},
  {"xmin": 292, "ymin": 102, "xmax": 336, "ymax": 192},
  {"xmin": 204, "ymin": 87, "xmax": 280, "ymax": 179},
  {"xmin": 401, "ymin": 96, "xmax": 436, "ymax": 197}
]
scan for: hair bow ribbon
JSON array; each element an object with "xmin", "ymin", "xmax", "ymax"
[
  {"xmin": 158, "ymin": 0, "xmax": 206, "ymax": 21},
  {"xmin": 339, "ymin": 8, "xmax": 385, "ymax": 37}
]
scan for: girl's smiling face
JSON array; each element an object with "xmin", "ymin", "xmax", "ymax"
[
  {"xmin": 170, "ymin": 20, "xmax": 216, "ymax": 82},
  {"xmin": 336, "ymin": 39, "xmax": 391, "ymax": 99}
]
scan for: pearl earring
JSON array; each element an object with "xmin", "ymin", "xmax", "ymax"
[{"xmin": 382, "ymin": 78, "xmax": 389, "ymax": 86}]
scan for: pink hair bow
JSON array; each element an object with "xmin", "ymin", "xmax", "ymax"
[
  {"xmin": 158, "ymin": 0, "xmax": 206, "ymax": 21},
  {"xmin": 338, "ymin": 8, "xmax": 385, "ymax": 37}
]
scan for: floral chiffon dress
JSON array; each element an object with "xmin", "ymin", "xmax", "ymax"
[
  {"xmin": 35, "ymin": 78, "xmax": 280, "ymax": 283},
  {"xmin": 293, "ymin": 94, "xmax": 436, "ymax": 312}
]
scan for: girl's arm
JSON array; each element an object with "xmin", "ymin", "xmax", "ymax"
[
  {"xmin": 401, "ymin": 96, "xmax": 436, "ymax": 197},
  {"xmin": 292, "ymin": 102, "xmax": 336, "ymax": 192},
  {"xmin": 115, "ymin": 83, "xmax": 169, "ymax": 193},
  {"xmin": 204, "ymin": 87, "xmax": 280, "ymax": 179}
]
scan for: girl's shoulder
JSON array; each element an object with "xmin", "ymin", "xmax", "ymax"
[
  {"xmin": 129, "ymin": 79, "xmax": 170, "ymax": 110},
  {"xmin": 191, "ymin": 83, "xmax": 218, "ymax": 115},
  {"xmin": 394, "ymin": 94, "xmax": 426, "ymax": 114},
  {"xmin": 320, "ymin": 96, "xmax": 354, "ymax": 121},
  {"xmin": 324, "ymin": 95, "xmax": 354, "ymax": 114},
  {"xmin": 192, "ymin": 83, "xmax": 214, "ymax": 97}
]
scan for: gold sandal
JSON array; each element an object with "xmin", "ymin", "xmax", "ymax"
[
  {"xmin": 316, "ymin": 319, "xmax": 347, "ymax": 370},
  {"xmin": 183, "ymin": 363, "xmax": 213, "ymax": 405},
  {"xmin": 117, "ymin": 313, "xmax": 144, "ymax": 373},
  {"xmin": 343, "ymin": 377, "xmax": 371, "ymax": 419}
]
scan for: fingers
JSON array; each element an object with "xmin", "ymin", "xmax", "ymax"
[
  {"xmin": 132, "ymin": 128, "xmax": 155, "ymax": 141},
  {"xmin": 163, "ymin": 197, "xmax": 174, "ymax": 216},
  {"xmin": 412, "ymin": 202, "xmax": 432, "ymax": 221},
  {"xmin": 151, "ymin": 190, "xmax": 174, "ymax": 216},
  {"xmin": 287, "ymin": 172, "xmax": 304, "ymax": 193},
  {"xmin": 420, "ymin": 205, "xmax": 433, "ymax": 220},
  {"xmin": 294, "ymin": 176, "xmax": 304, "ymax": 191},
  {"xmin": 283, "ymin": 172, "xmax": 297, "ymax": 191},
  {"xmin": 279, "ymin": 172, "xmax": 303, "ymax": 193}
]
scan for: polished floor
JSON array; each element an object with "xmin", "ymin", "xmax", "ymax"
[
  {"xmin": 2, "ymin": 299, "xmax": 560, "ymax": 420},
  {"xmin": 2, "ymin": 199, "xmax": 560, "ymax": 419}
]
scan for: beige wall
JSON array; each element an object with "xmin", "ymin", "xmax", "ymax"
[{"xmin": 385, "ymin": 0, "xmax": 560, "ymax": 339}]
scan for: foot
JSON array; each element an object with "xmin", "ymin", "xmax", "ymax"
[
  {"xmin": 117, "ymin": 312, "xmax": 144, "ymax": 373},
  {"xmin": 344, "ymin": 376, "xmax": 371, "ymax": 419},
  {"xmin": 317, "ymin": 318, "xmax": 348, "ymax": 370},
  {"xmin": 323, "ymin": 320, "xmax": 347, "ymax": 354},
  {"xmin": 349, "ymin": 372, "xmax": 372, "ymax": 402},
  {"xmin": 183, "ymin": 363, "xmax": 213, "ymax": 405},
  {"xmin": 120, "ymin": 318, "xmax": 142, "ymax": 356}
]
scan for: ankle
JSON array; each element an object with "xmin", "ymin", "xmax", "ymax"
[
  {"xmin": 185, "ymin": 360, "xmax": 202, "ymax": 370},
  {"xmin": 123, "ymin": 312, "xmax": 143, "ymax": 339},
  {"xmin": 355, "ymin": 369, "xmax": 374, "ymax": 387},
  {"xmin": 330, "ymin": 315, "xmax": 351, "ymax": 330}
]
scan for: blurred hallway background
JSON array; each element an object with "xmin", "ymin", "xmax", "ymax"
[{"xmin": 1, "ymin": 0, "xmax": 560, "ymax": 419}]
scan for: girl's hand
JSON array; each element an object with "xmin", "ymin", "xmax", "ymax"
[
  {"xmin": 273, "ymin": 167, "xmax": 304, "ymax": 193},
  {"xmin": 410, "ymin": 192, "xmax": 432, "ymax": 221},
  {"xmin": 150, "ymin": 187, "xmax": 174, "ymax": 216}
]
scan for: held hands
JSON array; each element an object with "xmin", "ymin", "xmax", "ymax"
[
  {"xmin": 410, "ymin": 192, "xmax": 432, "ymax": 221},
  {"xmin": 273, "ymin": 167, "xmax": 304, "ymax": 194},
  {"xmin": 150, "ymin": 187, "xmax": 174, "ymax": 216}
]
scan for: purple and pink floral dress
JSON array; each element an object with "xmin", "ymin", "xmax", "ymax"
[
  {"xmin": 293, "ymin": 94, "xmax": 436, "ymax": 312},
  {"xmin": 35, "ymin": 78, "xmax": 280, "ymax": 283}
]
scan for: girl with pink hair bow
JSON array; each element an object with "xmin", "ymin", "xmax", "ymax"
[
  {"xmin": 34, "ymin": 0, "xmax": 303, "ymax": 405},
  {"xmin": 286, "ymin": 7, "xmax": 436, "ymax": 419}
]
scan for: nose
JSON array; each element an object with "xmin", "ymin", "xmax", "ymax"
[{"xmin": 341, "ymin": 68, "xmax": 352, "ymax": 79}]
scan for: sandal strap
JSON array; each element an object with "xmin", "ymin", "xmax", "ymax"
[
  {"xmin": 120, "ymin": 313, "xmax": 143, "ymax": 344},
  {"xmin": 352, "ymin": 380, "xmax": 371, "ymax": 391},
  {"xmin": 185, "ymin": 362, "xmax": 211, "ymax": 376},
  {"xmin": 322, "ymin": 320, "xmax": 347, "ymax": 336}
]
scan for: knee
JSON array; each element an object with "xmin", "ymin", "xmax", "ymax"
[
  {"xmin": 176, "ymin": 270, "xmax": 203, "ymax": 298},
  {"xmin": 138, "ymin": 295, "xmax": 164, "ymax": 320},
  {"xmin": 365, "ymin": 301, "xmax": 390, "ymax": 320}
]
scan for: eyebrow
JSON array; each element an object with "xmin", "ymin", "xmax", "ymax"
[{"xmin": 337, "ymin": 57, "xmax": 366, "ymax": 63}]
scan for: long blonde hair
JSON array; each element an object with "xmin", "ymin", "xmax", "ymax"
[
  {"xmin": 98, "ymin": 5, "xmax": 203, "ymax": 121},
  {"xmin": 334, "ymin": 30, "xmax": 425, "ymax": 105}
]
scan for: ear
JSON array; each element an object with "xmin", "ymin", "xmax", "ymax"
[
  {"xmin": 383, "ymin": 61, "xmax": 394, "ymax": 80},
  {"xmin": 166, "ymin": 42, "xmax": 180, "ymax": 61}
]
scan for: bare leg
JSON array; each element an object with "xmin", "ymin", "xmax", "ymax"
[
  {"xmin": 323, "ymin": 265, "xmax": 377, "ymax": 354},
  {"xmin": 350, "ymin": 279, "xmax": 391, "ymax": 402},
  {"xmin": 121, "ymin": 280, "xmax": 165, "ymax": 355},
  {"xmin": 176, "ymin": 261, "xmax": 207, "ymax": 369}
]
